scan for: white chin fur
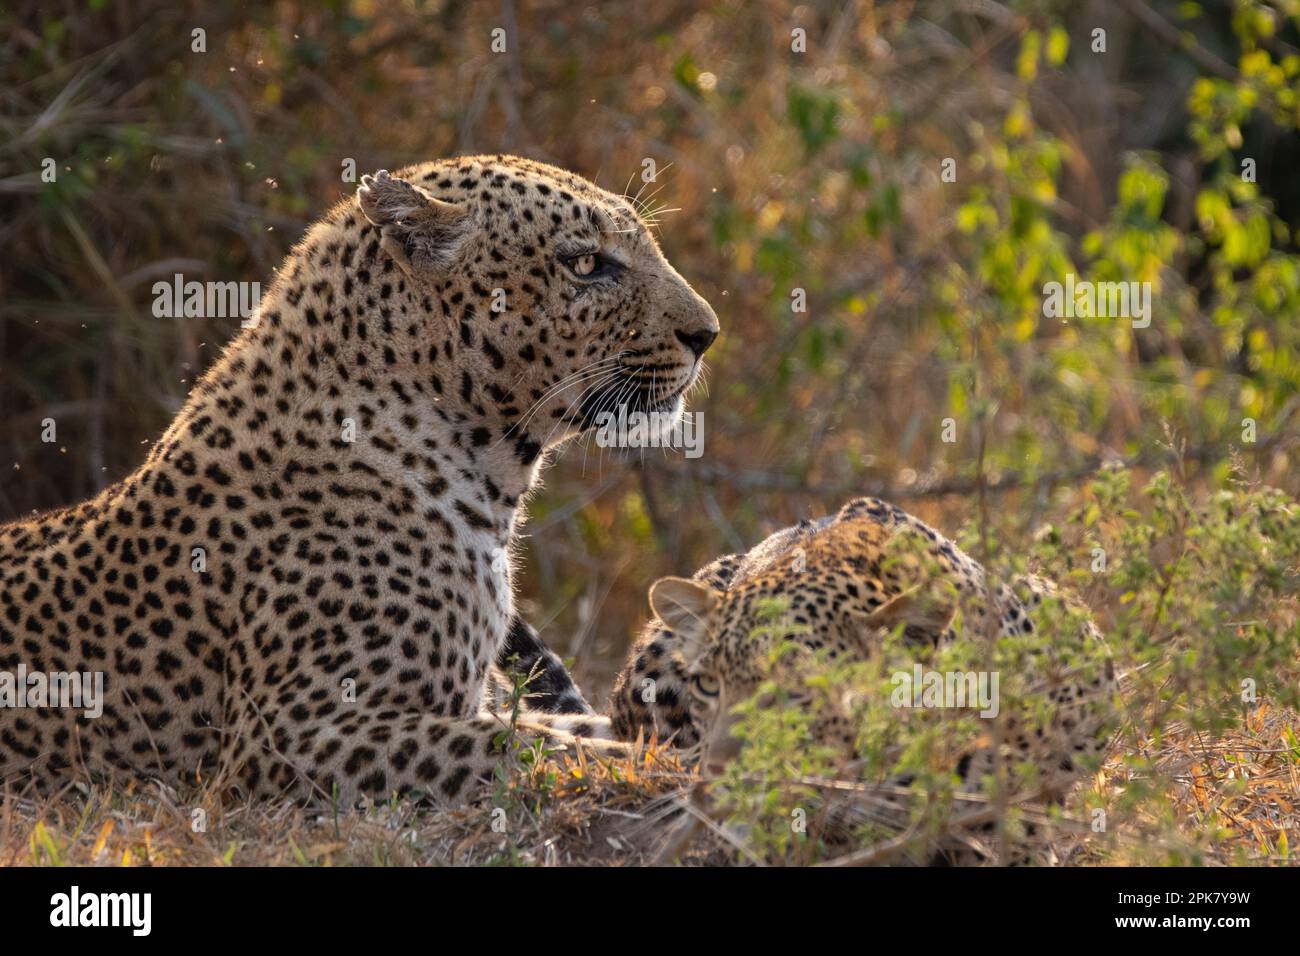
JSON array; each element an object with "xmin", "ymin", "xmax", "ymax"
[{"xmin": 647, "ymin": 394, "xmax": 685, "ymax": 442}]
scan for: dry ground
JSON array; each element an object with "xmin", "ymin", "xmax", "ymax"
[{"xmin": 3, "ymin": 700, "xmax": 1298, "ymax": 867}]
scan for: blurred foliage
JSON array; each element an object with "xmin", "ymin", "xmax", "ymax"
[
  {"xmin": 0, "ymin": 0, "xmax": 1298, "ymax": 698},
  {"xmin": 714, "ymin": 465, "xmax": 1300, "ymax": 864}
]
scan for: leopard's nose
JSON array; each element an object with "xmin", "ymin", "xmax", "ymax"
[{"xmin": 675, "ymin": 327, "xmax": 718, "ymax": 359}]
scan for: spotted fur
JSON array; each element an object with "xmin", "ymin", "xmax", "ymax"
[
  {"xmin": 0, "ymin": 155, "xmax": 718, "ymax": 804},
  {"xmin": 611, "ymin": 497, "xmax": 1117, "ymax": 799}
]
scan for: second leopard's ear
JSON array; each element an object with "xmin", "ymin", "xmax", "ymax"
[
  {"xmin": 649, "ymin": 576, "xmax": 720, "ymax": 661},
  {"xmin": 356, "ymin": 170, "xmax": 471, "ymax": 277},
  {"xmin": 841, "ymin": 582, "xmax": 957, "ymax": 655}
]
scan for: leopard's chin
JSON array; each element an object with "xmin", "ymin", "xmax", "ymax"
[
  {"xmin": 647, "ymin": 388, "xmax": 683, "ymax": 413},
  {"xmin": 644, "ymin": 393, "xmax": 685, "ymax": 440},
  {"xmin": 572, "ymin": 375, "xmax": 689, "ymax": 433}
]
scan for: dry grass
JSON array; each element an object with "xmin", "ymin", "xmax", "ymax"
[
  {"xmin": 0, "ymin": 741, "xmax": 730, "ymax": 868},
  {"xmin": 4, "ymin": 702, "xmax": 1298, "ymax": 867},
  {"xmin": 1088, "ymin": 702, "xmax": 1300, "ymax": 866}
]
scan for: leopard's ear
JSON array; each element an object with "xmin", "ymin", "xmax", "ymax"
[
  {"xmin": 844, "ymin": 582, "xmax": 957, "ymax": 652},
  {"xmin": 649, "ymin": 576, "xmax": 720, "ymax": 659},
  {"xmin": 861, "ymin": 584, "xmax": 955, "ymax": 630},
  {"xmin": 356, "ymin": 170, "xmax": 471, "ymax": 276}
]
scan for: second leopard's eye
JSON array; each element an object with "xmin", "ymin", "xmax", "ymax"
[{"xmin": 691, "ymin": 673, "xmax": 721, "ymax": 698}]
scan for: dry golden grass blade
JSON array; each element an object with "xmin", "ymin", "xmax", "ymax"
[{"xmin": 90, "ymin": 818, "xmax": 113, "ymax": 859}]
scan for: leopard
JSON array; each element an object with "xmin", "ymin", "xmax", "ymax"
[
  {"xmin": 597, "ymin": 496, "xmax": 1118, "ymax": 859},
  {"xmin": 0, "ymin": 154, "xmax": 719, "ymax": 806}
]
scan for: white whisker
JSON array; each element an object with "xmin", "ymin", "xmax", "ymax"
[{"xmin": 494, "ymin": 353, "xmax": 630, "ymax": 448}]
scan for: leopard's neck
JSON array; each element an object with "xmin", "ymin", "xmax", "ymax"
[{"xmin": 147, "ymin": 220, "xmax": 553, "ymax": 539}]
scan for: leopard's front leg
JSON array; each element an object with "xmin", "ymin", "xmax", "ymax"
[{"xmin": 224, "ymin": 705, "xmax": 630, "ymax": 805}]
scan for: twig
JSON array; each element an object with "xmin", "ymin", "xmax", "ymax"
[{"xmin": 1115, "ymin": 0, "xmax": 1239, "ymax": 80}]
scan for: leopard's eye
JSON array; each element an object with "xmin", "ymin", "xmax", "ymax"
[
  {"xmin": 691, "ymin": 673, "xmax": 721, "ymax": 698},
  {"xmin": 563, "ymin": 251, "xmax": 620, "ymax": 280}
]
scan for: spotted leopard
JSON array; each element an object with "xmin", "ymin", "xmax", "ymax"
[
  {"xmin": 608, "ymin": 497, "xmax": 1117, "ymax": 803},
  {"xmin": 0, "ymin": 155, "xmax": 719, "ymax": 805}
]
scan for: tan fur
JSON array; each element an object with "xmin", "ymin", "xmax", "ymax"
[
  {"xmin": 612, "ymin": 497, "xmax": 1117, "ymax": 798},
  {"xmin": 0, "ymin": 155, "xmax": 718, "ymax": 804}
]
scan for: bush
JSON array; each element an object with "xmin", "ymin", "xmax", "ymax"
[{"xmin": 710, "ymin": 466, "xmax": 1300, "ymax": 865}]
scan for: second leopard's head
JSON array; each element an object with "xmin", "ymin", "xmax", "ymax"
[
  {"xmin": 644, "ymin": 519, "xmax": 965, "ymax": 774},
  {"xmin": 345, "ymin": 154, "xmax": 718, "ymax": 459}
]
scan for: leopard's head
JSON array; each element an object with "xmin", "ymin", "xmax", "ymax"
[
  {"xmin": 646, "ymin": 518, "xmax": 963, "ymax": 771},
  {"xmin": 354, "ymin": 155, "xmax": 718, "ymax": 462}
]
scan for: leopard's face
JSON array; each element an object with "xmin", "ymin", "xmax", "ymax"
[
  {"xmin": 648, "ymin": 574, "xmax": 861, "ymax": 770},
  {"xmin": 678, "ymin": 604, "xmax": 773, "ymax": 771},
  {"xmin": 646, "ymin": 560, "xmax": 1116, "ymax": 778},
  {"xmin": 357, "ymin": 155, "xmax": 719, "ymax": 451}
]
